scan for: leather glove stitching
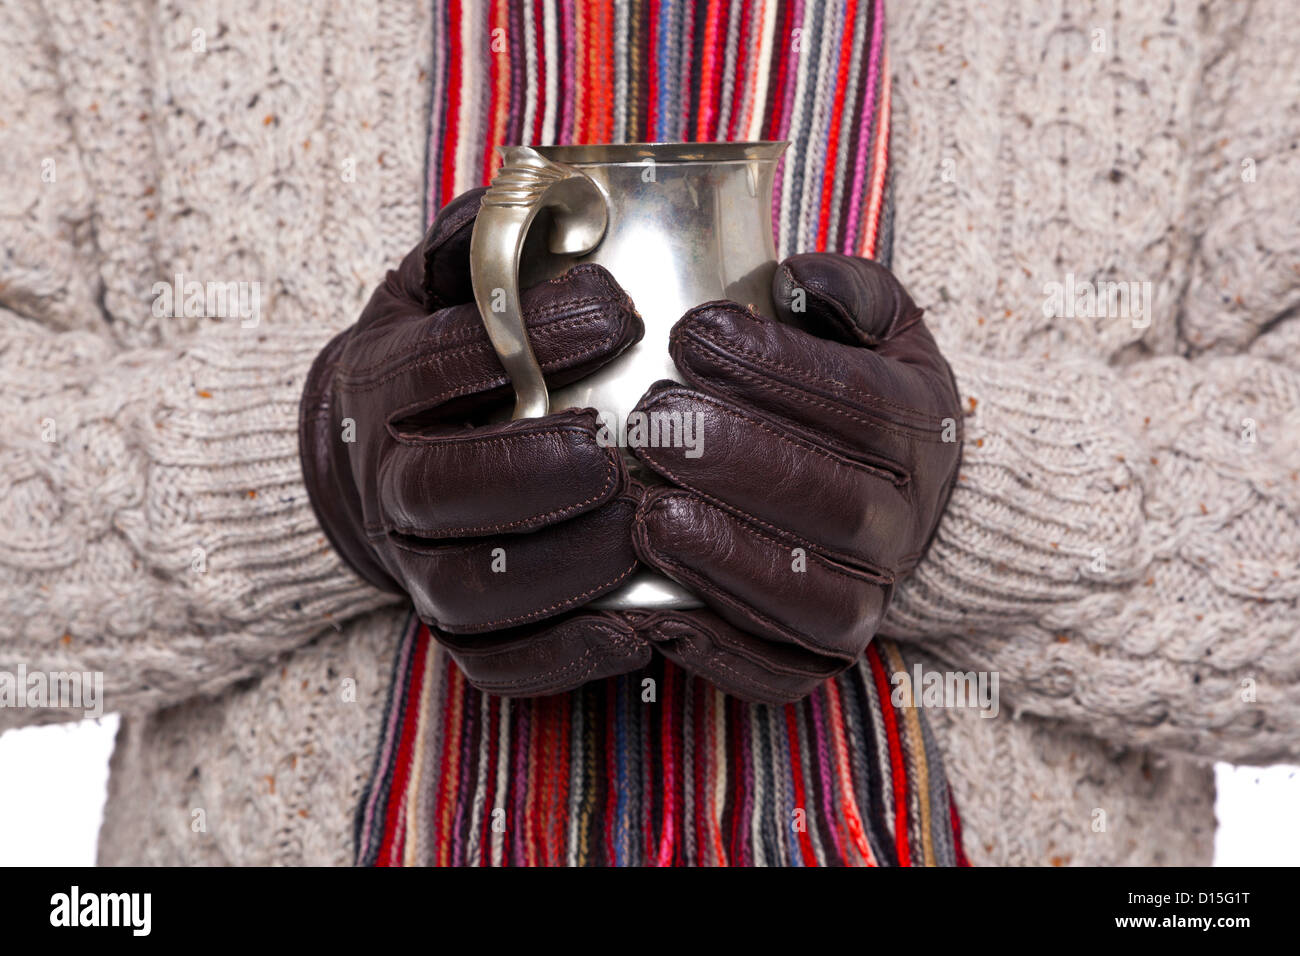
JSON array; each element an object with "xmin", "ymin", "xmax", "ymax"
[
  {"xmin": 681, "ymin": 319, "xmax": 953, "ymax": 428},
  {"xmin": 669, "ymin": 638, "xmax": 840, "ymax": 704},
  {"xmin": 635, "ymin": 491, "xmax": 885, "ymax": 658},
  {"xmin": 365, "ymin": 433, "xmax": 619, "ymax": 536},
  {"xmin": 660, "ymin": 618, "xmax": 845, "ymax": 680},
  {"xmin": 633, "ymin": 436, "xmax": 900, "ymax": 575},
  {"xmin": 339, "ymin": 309, "xmax": 630, "ymax": 391},
  {"xmin": 638, "ymin": 385, "xmax": 908, "ymax": 484},
  {"xmin": 681, "ymin": 336, "xmax": 953, "ymax": 444},
  {"xmin": 408, "ymin": 556, "xmax": 639, "ymax": 632}
]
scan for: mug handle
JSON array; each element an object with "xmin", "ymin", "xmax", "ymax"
[{"xmin": 469, "ymin": 146, "xmax": 608, "ymax": 420}]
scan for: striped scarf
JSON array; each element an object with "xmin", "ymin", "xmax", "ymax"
[
  {"xmin": 356, "ymin": 0, "xmax": 969, "ymax": 866},
  {"xmin": 426, "ymin": 0, "xmax": 892, "ymax": 261},
  {"xmin": 357, "ymin": 620, "xmax": 969, "ymax": 866}
]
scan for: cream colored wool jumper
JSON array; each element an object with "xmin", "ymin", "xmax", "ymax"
[{"xmin": 2, "ymin": 0, "xmax": 1297, "ymax": 865}]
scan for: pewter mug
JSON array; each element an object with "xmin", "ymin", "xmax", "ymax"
[{"xmin": 469, "ymin": 141, "xmax": 788, "ymax": 610}]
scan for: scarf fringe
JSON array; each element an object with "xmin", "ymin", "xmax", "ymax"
[{"xmin": 356, "ymin": 618, "xmax": 968, "ymax": 867}]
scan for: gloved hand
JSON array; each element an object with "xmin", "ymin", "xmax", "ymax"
[
  {"xmin": 300, "ymin": 188, "xmax": 656, "ymax": 695},
  {"xmin": 626, "ymin": 253, "xmax": 962, "ymax": 702}
]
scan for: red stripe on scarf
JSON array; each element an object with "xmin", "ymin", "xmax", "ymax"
[
  {"xmin": 375, "ymin": 626, "xmax": 432, "ymax": 865},
  {"xmin": 867, "ymin": 641, "xmax": 912, "ymax": 866}
]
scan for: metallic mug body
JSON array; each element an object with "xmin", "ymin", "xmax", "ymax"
[{"xmin": 469, "ymin": 141, "xmax": 788, "ymax": 610}]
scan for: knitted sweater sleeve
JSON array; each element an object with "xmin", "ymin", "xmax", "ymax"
[
  {"xmin": 882, "ymin": 0, "xmax": 1300, "ymax": 765},
  {"xmin": 0, "ymin": 0, "xmax": 429, "ymax": 730},
  {"xmin": 0, "ymin": 313, "xmax": 397, "ymax": 730},
  {"xmin": 885, "ymin": 348, "xmax": 1300, "ymax": 763}
]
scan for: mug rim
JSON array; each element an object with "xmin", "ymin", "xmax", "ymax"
[{"xmin": 513, "ymin": 140, "xmax": 789, "ymax": 165}]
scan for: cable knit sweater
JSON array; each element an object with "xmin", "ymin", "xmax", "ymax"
[{"xmin": 2, "ymin": 0, "xmax": 1297, "ymax": 865}]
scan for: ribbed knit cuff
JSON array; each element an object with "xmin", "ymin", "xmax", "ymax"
[
  {"xmin": 884, "ymin": 352, "xmax": 1155, "ymax": 638},
  {"xmin": 124, "ymin": 324, "xmax": 398, "ymax": 641}
]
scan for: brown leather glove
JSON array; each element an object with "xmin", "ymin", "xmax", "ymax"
[
  {"xmin": 300, "ymin": 188, "xmax": 658, "ymax": 695},
  {"xmin": 303, "ymin": 186, "xmax": 959, "ymax": 703},
  {"xmin": 626, "ymin": 253, "xmax": 962, "ymax": 702}
]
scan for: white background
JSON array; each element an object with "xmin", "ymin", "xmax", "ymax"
[{"xmin": 0, "ymin": 716, "xmax": 1297, "ymax": 865}]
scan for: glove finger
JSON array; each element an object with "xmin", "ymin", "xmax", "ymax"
[
  {"xmin": 632, "ymin": 487, "xmax": 888, "ymax": 662},
  {"xmin": 637, "ymin": 609, "xmax": 847, "ymax": 704},
  {"xmin": 377, "ymin": 408, "xmax": 623, "ymax": 538},
  {"xmin": 772, "ymin": 252, "xmax": 955, "ymax": 380},
  {"xmin": 669, "ymin": 301, "xmax": 951, "ymax": 467},
  {"xmin": 391, "ymin": 490, "xmax": 642, "ymax": 634},
  {"xmin": 344, "ymin": 263, "xmax": 642, "ymax": 424},
  {"xmin": 435, "ymin": 612, "xmax": 651, "ymax": 697},
  {"xmin": 770, "ymin": 252, "xmax": 911, "ymax": 342},
  {"xmin": 358, "ymin": 188, "xmax": 489, "ymax": 332},
  {"xmin": 631, "ymin": 382, "xmax": 915, "ymax": 572},
  {"xmin": 423, "ymin": 186, "xmax": 489, "ymax": 311}
]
